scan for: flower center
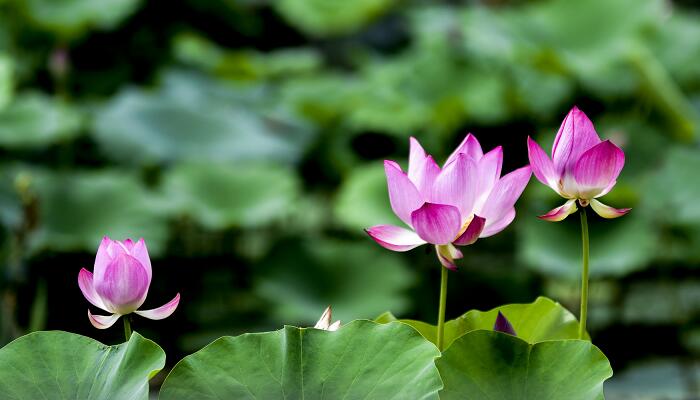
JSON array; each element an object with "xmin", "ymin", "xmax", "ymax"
[{"xmin": 455, "ymin": 214, "xmax": 474, "ymax": 240}]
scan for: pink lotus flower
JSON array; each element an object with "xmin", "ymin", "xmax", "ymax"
[
  {"xmin": 78, "ymin": 237, "xmax": 180, "ymax": 329},
  {"xmin": 366, "ymin": 134, "xmax": 531, "ymax": 270},
  {"xmin": 527, "ymin": 107, "xmax": 630, "ymax": 221}
]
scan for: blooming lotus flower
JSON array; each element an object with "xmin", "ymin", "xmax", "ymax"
[
  {"xmin": 366, "ymin": 134, "xmax": 532, "ymax": 269},
  {"xmin": 78, "ymin": 237, "xmax": 180, "ymax": 329},
  {"xmin": 314, "ymin": 306, "xmax": 340, "ymax": 331},
  {"xmin": 527, "ymin": 107, "xmax": 630, "ymax": 221}
]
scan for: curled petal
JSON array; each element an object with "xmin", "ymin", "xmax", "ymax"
[
  {"xmin": 552, "ymin": 107, "xmax": 602, "ymax": 176},
  {"xmin": 95, "ymin": 254, "xmax": 150, "ymax": 315},
  {"xmin": 573, "ymin": 140, "xmax": 625, "ymax": 199},
  {"xmin": 87, "ymin": 310, "xmax": 121, "ymax": 329},
  {"xmin": 135, "ymin": 293, "xmax": 180, "ymax": 320},
  {"xmin": 538, "ymin": 199, "xmax": 578, "ymax": 222},
  {"xmin": 431, "ymin": 153, "xmax": 478, "ymax": 217},
  {"xmin": 590, "ymin": 199, "xmax": 630, "ymax": 219},
  {"xmin": 411, "ymin": 203, "xmax": 462, "ymax": 245},
  {"xmin": 436, "ymin": 244, "xmax": 463, "ymax": 271},
  {"xmin": 480, "ymin": 166, "xmax": 532, "ymax": 223},
  {"xmin": 385, "ymin": 160, "xmax": 424, "ymax": 226},
  {"xmin": 78, "ymin": 269, "xmax": 110, "ymax": 313},
  {"xmin": 365, "ymin": 225, "xmax": 426, "ymax": 252},
  {"xmin": 527, "ymin": 136, "xmax": 560, "ymax": 193},
  {"xmin": 453, "ymin": 215, "xmax": 486, "ymax": 246},
  {"xmin": 445, "ymin": 133, "xmax": 483, "ymax": 166},
  {"xmin": 481, "ymin": 208, "xmax": 515, "ymax": 237},
  {"xmin": 494, "ymin": 311, "xmax": 517, "ymax": 336}
]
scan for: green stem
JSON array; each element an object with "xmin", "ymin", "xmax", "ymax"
[
  {"xmin": 123, "ymin": 316, "xmax": 132, "ymax": 341},
  {"xmin": 579, "ymin": 207, "xmax": 590, "ymax": 339},
  {"xmin": 436, "ymin": 266, "xmax": 448, "ymax": 351}
]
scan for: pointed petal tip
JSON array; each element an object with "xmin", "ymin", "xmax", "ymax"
[
  {"xmin": 538, "ymin": 199, "xmax": 578, "ymax": 222},
  {"xmin": 365, "ymin": 225, "xmax": 426, "ymax": 252},
  {"xmin": 590, "ymin": 199, "xmax": 630, "ymax": 219},
  {"xmin": 494, "ymin": 311, "xmax": 517, "ymax": 336},
  {"xmin": 134, "ymin": 293, "xmax": 180, "ymax": 321}
]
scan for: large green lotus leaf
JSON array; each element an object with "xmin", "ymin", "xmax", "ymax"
[
  {"xmin": 255, "ymin": 239, "xmax": 414, "ymax": 324},
  {"xmin": 517, "ymin": 210, "xmax": 655, "ymax": 279},
  {"xmin": 28, "ymin": 170, "xmax": 169, "ymax": 255},
  {"xmin": 92, "ymin": 73, "xmax": 314, "ymax": 166},
  {"xmin": 274, "ymin": 0, "xmax": 395, "ymax": 37},
  {"xmin": 19, "ymin": 0, "xmax": 142, "ymax": 37},
  {"xmin": 377, "ymin": 296, "xmax": 584, "ymax": 349},
  {"xmin": 0, "ymin": 92, "xmax": 82, "ymax": 149},
  {"xmin": 334, "ymin": 163, "xmax": 402, "ymax": 233},
  {"xmin": 0, "ymin": 331, "xmax": 164, "ymax": 399},
  {"xmin": 159, "ymin": 320, "xmax": 441, "ymax": 399},
  {"xmin": 437, "ymin": 330, "xmax": 612, "ymax": 400},
  {"xmin": 161, "ymin": 163, "xmax": 300, "ymax": 230}
]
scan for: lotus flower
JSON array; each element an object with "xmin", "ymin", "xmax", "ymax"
[
  {"xmin": 366, "ymin": 134, "xmax": 531, "ymax": 269},
  {"xmin": 314, "ymin": 306, "xmax": 340, "ymax": 331},
  {"xmin": 78, "ymin": 237, "xmax": 180, "ymax": 329},
  {"xmin": 527, "ymin": 107, "xmax": 630, "ymax": 221},
  {"xmin": 493, "ymin": 311, "xmax": 516, "ymax": 336}
]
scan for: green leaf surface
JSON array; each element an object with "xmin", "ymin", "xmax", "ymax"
[
  {"xmin": 377, "ymin": 296, "xmax": 584, "ymax": 349},
  {"xmin": 0, "ymin": 92, "xmax": 82, "ymax": 149},
  {"xmin": 161, "ymin": 163, "xmax": 300, "ymax": 229},
  {"xmin": 437, "ymin": 330, "xmax": 612, "ymax": 400},
  {"xmin": 0, "ymin": 55, "xmax": 12, "ymax": 110},
  {"xmin": 274, "ymin": 0, "xmax": 395, "ymax": 37},
  {"xmin": 159, "ymin": 320, "xmax": 442, "ymax": 399},
  {"xmin": 0, "ymin": 331, "xmax": 165, "ymax": 400},
  {"xmin": 20, "ymin": 0, "xmax": 142, "ymax": 37}
]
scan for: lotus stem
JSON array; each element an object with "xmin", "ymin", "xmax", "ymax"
[
  {"xmin": 123, "ymin": 316, "xmax": 132, "ymax": 341},
  {"xmin": 578, "ymin": 207, "xmax": 590, "ymax": 339},
  {"xmin": 437, "ymin": 266, "xmax": 448, "ymax": 351}
]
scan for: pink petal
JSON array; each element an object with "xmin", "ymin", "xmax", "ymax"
[
  {"xmin": 474, "ymin": 147, "xmax": 503, "ymax": 210},
  {"xmin": 480, "ymin": 166, "xmax": 532, "ymax": 223},
  {"xmin": 365, "ymin": 225, "xmax": 426, "ymax": 252},
  {"xmin": 552, "ymin": 107, "xmax": 602, "ymax": 176},
  {"xmin": 453, "ymin": 215, "xmax": 486, "ymax": 245},
  {"xmin": 78, "ymin": 268, "xmax": 110, "ymax": 313},
  {"xmin": 95, "ymin": 254, "xmax": 150, "ymax": 315},
  {"xmin": 411, "ymin": 203, "xmax": 462, "ymax": 245},
  {"xmin": 407, "ymin": 137, "xmax": 427, "ymax": 180},
  {"xmin": 93, "ymin": 236, "xmax": 114, "ymax": 283},
  {"xmin": 431, "ymin": 153, "xmax": 478, "ymax": 217},
  {"xmin": 445, "ymin": 133, "xmax": 483, "ymax": 166},
  {"xmin": 135, "ymin": 293, "xmax": 180, "ymax": 320},
  {"xmin": 411, "ymin": 155, "xmax": 441, "ymax": 198},
  {"xmin": 538, "ymin": 199, "xmax": 578, "ymax": 222},
  {"xmin": 590, "ymin": 199, "xmax": 630, "ymax": 219},
  {"xmin": 481, "ymin": 208, "xmax": 516, "ymax": 237},
  {"xmin": 385, "ymin": 160, "xmax": 424, "ymax": 226},
  {"xmin": 573, "ymin": 140, "xmax": 625, "ymax": 199},
  {"xmin": 87, "ymin": 310, "xmax": 120, "ymax": 329},
  {"xmin": 527, "ymin": 136, "xmax": 560, "ymax": 193},
  {"xmin": 436, "ymin": 244, "xmax": 463, "ymax": 271},
  {"xmin": 128, "ymin": 238, "xmax": 152, "ymax": 284}
]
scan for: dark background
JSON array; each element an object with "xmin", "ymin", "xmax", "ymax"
[{"xmin": 0, "ymin": 0, "xmax": 699, "ymax": 397}]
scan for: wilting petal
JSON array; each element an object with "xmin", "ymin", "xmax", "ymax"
[
  {"xmin": 385, "ymin": 160, "xmax": 424, "ymax": 226},
  {"xmin": 481, "ymin": 208, "xmax": 515, "ymax": 237},
  {"xmin": 365, "ymin": 225, "xmax": 426, "ymax": 252},
  {"xmin": 573, "ymin": 140, "xmax": 625, "ymax": 199},
  {"xmin": 436, "ymin": 243, "xmax": 463, "ymax": 271},
  {"xmin": 474, "ymin": 147, "xmax": 503, "ymax": 211},
  {"xmin": 87, "ymin": 310, "xmax": 121, "ymax": 329},
  {"xmin": 78, "ymin": 268, "xmax": 110, "ymax": 312},
  {"xmin": 494, "ymin": 311, "xmax": 516, "ymax": 336},
  {"xmin": 431, "ymin": 153, "xmax": 478, "ymax": 217},
  {"xmin": 445, "ymin": 133, "xmax": 483, "ymax": 166},
  {"xmin": 128, "ymin": 238, "xmax": 152, "ymax": 284},
  {"xmin": 412, "ymin": 156, "xmax": 441, "ymax": 198},
  {"xmin": 480, "ymin": 166, "xmax": 532, "ymax": 223},
  {"xmin": 552, "ymin": 107, "xmax": 602, "ymax": 176},
  {"xmin": 135, "ymin": 293, "xmax": 180, "ymax": 320},
  {"xmin": 590, "ymin": 199, "xmax": 630, "ymax": 219},
  {"xmin": 538, "ymin": 199, "xmax": 578, "ymax": 222},
  {"xmin": 411, "ymin": 203, "xmax": 462, "ymax": 245},
  {"xmin": 527, "ymin": 136, "xmax": 560, "ymax": 193},
  {"xmin": 314, "ymin": 306, "xmax": 332, "ymax": 330},
  {"xmin": 453, "ymin": 215, "xmax": 486, "ymax": 245},
  {"xmin": 95, "ymin": 254, "xmax": 150, "ymax": 314}
]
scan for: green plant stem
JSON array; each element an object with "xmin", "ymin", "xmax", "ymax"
[
  {"xmin": 123, "ymin": 316, "xmax": 132, "ymax": 341},
  {"xmin": 579, "ymin": 207, "xmax": 590, "ymax": 339},
  {"xmin": 437, "ymin": 266, "xmax": 448, "ymax": 351}
]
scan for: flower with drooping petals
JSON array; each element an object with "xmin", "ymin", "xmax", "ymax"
[
  {"xmin": 366, "ymin": 134, "xmax": 531, "ymax": 269},
  {"xmin": 314, "ymin": 306, "xmax": 340, "ymax": 331},
  {"xmin": 78, "ymin": 237, "xmax": 180, "ymax": 329},
  {"xmin": 527, "ymin": 106, "xmax": 630, "ymax": 221}
]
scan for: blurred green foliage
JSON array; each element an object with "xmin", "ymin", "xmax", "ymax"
[{"xmin": 0, "ymin": 0, "xmax": 699, "ymax": 396}]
